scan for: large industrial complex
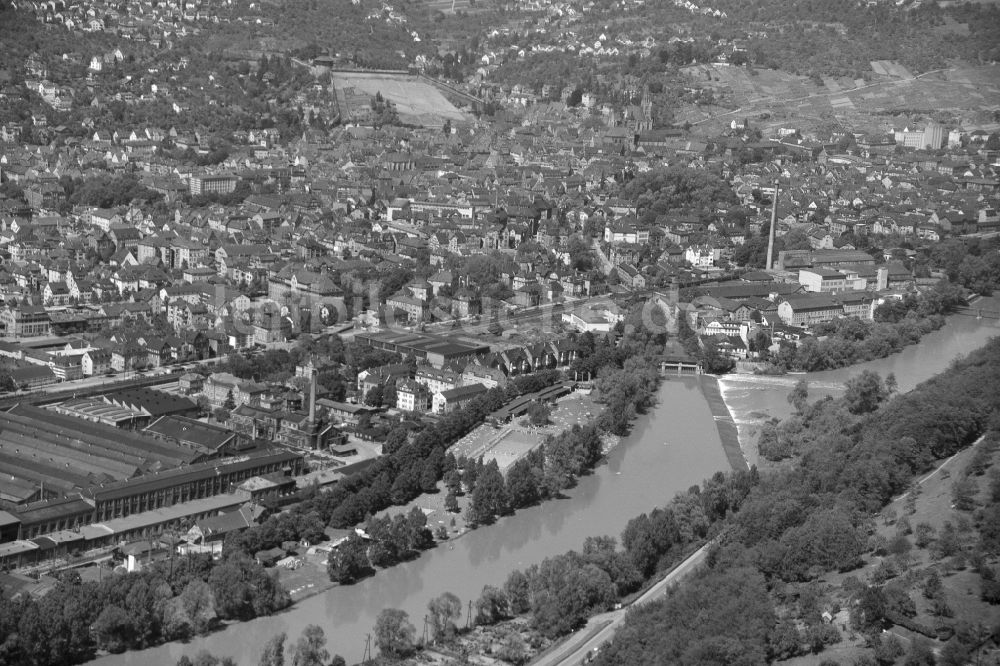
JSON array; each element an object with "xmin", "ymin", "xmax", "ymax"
[{"xmin": 0, "ymin": 376, "xmax": 311, "ymax": 569}]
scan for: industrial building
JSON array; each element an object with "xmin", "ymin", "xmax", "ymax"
[
  {"xmin": 0, "ymin": 449, "xmax": 304, "ymax": 567},
  {"xmin": 0, "ymin": 404, "xmax": 206, "ymax": 505},
  {"xmin": 85, "ymin": 449, "xmax": 303, "ymax": 522},
  {"xmin": 354, "ymin": 330, "xmax": 490, "ymax": 369}
]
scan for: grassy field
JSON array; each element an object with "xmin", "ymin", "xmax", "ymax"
[
  {"xmin": 332, "ymin": 71, "xmax": 468, "ymax": 127},
  {"xmin": 419, "ymin": 0, "xmax": 476, "ymax": 14}
]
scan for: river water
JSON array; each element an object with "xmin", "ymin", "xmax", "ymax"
[
  {"xmin": 719, "ymin": 303, "xmax": 1000, "ymax": 463},
  {"xmin": 92, "ymin": 378, "xmax": 730, "ymax": 666},
  {"xmin": 91, "ymin": 305, "xmax": 999, "ymax": 666}
]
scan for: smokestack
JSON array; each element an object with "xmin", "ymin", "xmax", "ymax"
[
  {"xmin": 307, "ymin": 361, "xmax": 316, "ymax": 422},
  {"xmin": 765, "ymin": 180, "xmax": 779, "ymax": 270}
]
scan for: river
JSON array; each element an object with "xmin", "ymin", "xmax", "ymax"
[
  {"xmin": 92, "ymin": 377, "xmax": 730, "ymax": 666},
  {"xmin": 91, "ymin": 305, "xmax": 999, "ymax": 666},
  {"xmin": 719, "ymin": 300, "xmax": 1000, "ymax": 464}
]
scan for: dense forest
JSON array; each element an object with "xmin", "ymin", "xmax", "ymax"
[
  {"xmin": 711, "ymin": 0, "xmax": 1000, "ymax": 79},
  {"xmin": 203, "ymin": 0, "xmax": 440, "ymax": 69},
  {"xmin": 923, "ymin": 238, "xmax": 1000, "ymax": 297},
  {"xmin": 593, "ymin": 337, "xmax": 1000, "ymax": 664},
  {"xmin": 623, "ymin": 166, "xmax": 739, "ymax": 226}
]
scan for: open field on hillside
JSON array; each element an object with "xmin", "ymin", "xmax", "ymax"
[
  {"xmin": 684, "ymin": 62, "xmax": 1000, "ymax": 135},
  {"xmin": 332, "ymin": 71, "xmax": 468, "ymax": 127},
  {"xmin": 419, "ymin": 0, "xmax": 477, "ymax": 14}
]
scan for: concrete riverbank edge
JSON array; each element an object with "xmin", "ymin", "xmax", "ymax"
[{"xmin": 697, "ymin": 374, "xmax": 749, "ymax": 472}]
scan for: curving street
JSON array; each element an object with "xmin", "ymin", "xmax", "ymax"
[{"xmin": 530, "ymin": 542, "xmax": 712, "ymax": 666}]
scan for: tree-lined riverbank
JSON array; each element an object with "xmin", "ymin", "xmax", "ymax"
[{"xmin": 90, "ymin": 377, "xmax": 730, "ymax": 666}]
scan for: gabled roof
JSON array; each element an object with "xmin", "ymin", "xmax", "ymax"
[
  {"xmin": 781, "ymin": 293, "xmax": 842, "ymax": 311},
  {"xmin": 438, "ymin": 383, "xmax": 489, "ymax": 401},
  {"xmin": 194, "ymin": 503, "xmax": 263, "ymax": 539}
]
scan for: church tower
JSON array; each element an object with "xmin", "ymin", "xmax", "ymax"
[{"xmin": 639, "ymin": 87, "xmax": 653, "ymax": 132}]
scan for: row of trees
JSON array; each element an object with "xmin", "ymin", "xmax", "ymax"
[
  {"xmin": 175, "ymin": 624, "xmax": 347, "ymax": 666},
  {"xmin": 399, "ymin": 465, "xmax": 759, "ymax": 647},
  {"xmin": 460, "ymin": 422, "xmax": 607, "ymax": 528},
  {"xmin": 326, "ymin": 365, "xmax": 657, "ymax": 582},
  {"xmin": 224, "ymin": 369, "xmax": 568, "ymax": 569},
  {"xmin": 326, "ymin": 507, "xmax": 433, "ymax": 583},
  {"xmin": 0, "ymin": 552, "xmax": 289, "ymax": 666}
]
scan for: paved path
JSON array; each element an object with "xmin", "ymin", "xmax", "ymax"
[
  {"xmin": 591, "ymin": 239, "xmax": 614, "ymax": 276},
  {"xmin": 530, "ymin": 542, "xmax": 711, "ymax": 666}
]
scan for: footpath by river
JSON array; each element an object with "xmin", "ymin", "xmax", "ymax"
[{"xmin": 89, "ymin": 303, "xmax": 999, "ymax": 666}]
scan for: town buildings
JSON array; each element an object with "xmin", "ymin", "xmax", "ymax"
[{"xmin": 0, "ymin": 0, "xmax": 997, "ymax": 575}]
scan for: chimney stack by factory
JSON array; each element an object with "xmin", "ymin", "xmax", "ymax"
[
  {"xmin": 765, "ymin": 180, "xmax": 779, "ymax": 271},
  {"xmin": 307, "ymin": 360, "xmax": 316, "ymax": 422}
]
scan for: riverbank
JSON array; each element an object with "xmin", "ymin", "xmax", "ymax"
[
  {"xmin": 714, "ymin": 303, "xmax": 1000, "ymax": 470},
  {"xmin": 162, "ymin": 390, "xmax": 622, "ymax": 663},
  {"xmin": 697, "ymin": 374, "xmax": 748, "ymax": 472},
  {"xmin": 89, "ymin": 377, "xmax": 730, "ymax": 666}
]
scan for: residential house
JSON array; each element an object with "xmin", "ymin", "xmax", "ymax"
[
  {"xmin": 415, "ymin": 366, "xmax": 461, "ymax": 395},
  {"xmin": 357, "ymin": 363, "xmax": 413, "ymax": 399},
  {"xmin": 616, "ymin": 264, "xmax": 646, "ymax": 288},
  {"xmin": 81, "ymin": 348, "xmax": 112, "ymax": 376},
  {"xmin": 396, "ymin": 379, "xmax": 432, "ymax": 413},
  {"xmin": 204, "ymin": 372, "xmax": 268, "ymax": 408},
  {"xmin": 461, "ymin": 364, "xmax": 507, "ymax": 389},
  {"xmin": 685, "ymin": 245, "xmax": 719, "ymax": 268},
  {"xmin": 386, "ymin": 292, "xmax": 427, "ymax": 324}
]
